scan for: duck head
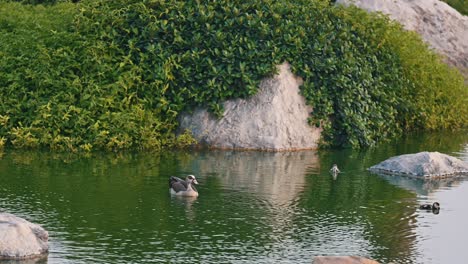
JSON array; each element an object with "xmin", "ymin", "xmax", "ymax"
[
  {"xmin": 330, "ymin": 164, "xmax": 340, "ymax": 174},
  {"xmin": 186, "ymin": 175, "xmax": 199, "ymax": 185},
  {"xmin": 432, "ymin": 202, "xmax": 440, "ymax": 210}
]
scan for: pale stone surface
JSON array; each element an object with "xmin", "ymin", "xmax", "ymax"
[
  {"xmin": 0, "ymin": 213, "xmax": 48, "ymax": 259},
  {"xmin": 369, "ymin": 151, "xmax": 468, "ymax": 178},
  {"xmin": 336, "ymin": 0, "xmax": 468, "ymax": 73},
  {"xmin": 313, "ymin": 256, "xmax": 380, "ymax": 264},
  {"xmin": 179, "ymin": 62, "xmax": 322, "ymax": 151}
]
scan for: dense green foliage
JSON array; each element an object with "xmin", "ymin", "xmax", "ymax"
[
  {"xmin": 442, "ymin": 0, "xmax": 468, "ymax": 15},
  {"xmin": 0, "ymin": 1, "xmax": 196, "ymax": 151},
  {"xmin": 0, "ymin": 0, "xmax": 466, "ymax": 151},
  {"xmin": 1, "ymin": 0, "xmax": 79, "ymax": 5},
  {"xmin": 2, "ymin": 0, "xmax": 72, "ymax": 4}
]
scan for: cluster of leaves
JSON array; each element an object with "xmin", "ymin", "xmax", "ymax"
[
  {"xmin": 1, "ymin": 0, "xmax": 77, "ymax": 5},
  {"xmin": 0, "ymin": 1, "xmax": 196, "ymax": 151},
  {"xmin": 0, "ymin": 0, "xmax": 466, "ymax": 151},
  {"xmin": 442, "ymin": 0, "xmax": 468, "ymax": 16},
  {"xmin": 298, "ymin": 5, "xmax": 467, "ymax": 147}
]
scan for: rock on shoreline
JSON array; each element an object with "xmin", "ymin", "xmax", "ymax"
[
  {"xmin": 369, "ymin": 151, "xmax": 468, "ymax": 178},
  {"xmin": 179, "ymin": 62, "xmax": 322, "ymax": 151},
  {"xmin": 336, "ymin": 0, "xmax": 468, "ymax": 77},
  {"xmin": 0, "ymin": 213, "xmax": 49, "ymax": 260}
]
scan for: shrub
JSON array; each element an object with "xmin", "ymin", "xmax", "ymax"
[
  {"xmin": 441, "ymin": 0, "xmax": 468, "ymax": 16},
  {"xmin": 0, "ymin": 1, "xmax": 193, "ymax": 151},
  {"xmin": 0, "ymin": 0, "xmax": 466, "ymax": 151},
  {"xmin": 0, "ymin": 0, "xmax": 79, "ymax": 5}
]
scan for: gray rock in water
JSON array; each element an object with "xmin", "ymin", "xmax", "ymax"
[
  {"xmin": 336, "ymin": 0, "xmax": 468, "ymax": 76},
  {"xmin": 313, "ymin": 256, "xmax": 380, "ymax": 264},
  {"xmin": 369, "ymin": 151, "xmax": 468, "ymax": 178},
  {"xmin": 0, "ymin": 213, "xmax": 49, "ymax": 260},
  {"xmin": 179, "ymin": 62, "xmax": 322, "ymax": 151}
]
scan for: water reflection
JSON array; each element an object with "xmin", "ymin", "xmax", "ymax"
[
  {"xmin": 0, "ymin": 149, "xmax": 418, "ymax": 264},
  {"xmin": 454, "ymin": 143, "xmax": 468, "ymax": 161},
  {"xmin": 366, "ymin": 132, "xmax": 468, "ymax": 263},
  {"xmin": 180, "ymin": 150, "xmax": 419, "ymax": 263},
  {"xmin": 376, "ymin": 174, "xmax": 466, "ymax": 196},
  {"xmin": 0, "ymin": 257, "xmax": 48, "ymax": 264},
  {"xmin": 0, "ymin": 130, "xmax": 466, "ymax": 264},
  {"xmin": 170, "ymin": 195, "xmax": 198, "ymax": 221},
  {"xmin": 194, "ymin": 151, "xmax": 319, "ymax": 205}
]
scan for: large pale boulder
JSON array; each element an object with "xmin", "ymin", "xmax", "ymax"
[
  {"xmin": 336, "ymin": 0, "xmax": 468, "ymax": 73},
  {"xmin": 0, "ymin": 213, "xmax": 49, "ymax": 260},
  {"xmin": 369, "ymin": 151, "xmax": 468, "ymax": 178},
  {"xmin": 179, "ymin": 62, "xmax": 322, "ymax": 151},
  {"xmin": 313, "ymin": 256, "xmax": 380, "ymax": 264}
]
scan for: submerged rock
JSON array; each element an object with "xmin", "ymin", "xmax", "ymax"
[
  {"xmin": 179, "ymin": 62, "xmax": 322, "ymax": 151},
  {"xmin": 313, "ymin": 256, "xmax": 380, "ymax": 264},
  {"xmin": 369, "ymin": 151, "xmax": 468, "ymax": 178},
  {"xmin": 0, "ymin": 213, "xmax": 49, "ymax": 260},
  {"xmin": 336, "ymin": 0, "xmax": 468, "ymax": 76}
]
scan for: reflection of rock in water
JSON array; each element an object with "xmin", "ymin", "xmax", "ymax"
[
  {"xmin": 193, "ymin": 150, "xmax": 321, "ymax": 255},
  {"xmin": 377, "ymin": 173, "xmax": 465, "ymax": 196},
  {"xmin": 0, "ymin": 257, "xmax": 48, "ymax": 264},
  {"xmin": 313, "ymin": 256, "xmax": 379, "ymax": 264},
  {"xmin": 196, "ymin": 151, "xmax": 319, "ymax": 204}
]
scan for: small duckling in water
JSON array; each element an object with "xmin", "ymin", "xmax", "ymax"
[
  {"xmin": 330, "ymin": 164, "xmax": 341, "ymax": 175},
  {"xmin": 419, "ymin": 202, "xmax": 440, "ymax": 211}
]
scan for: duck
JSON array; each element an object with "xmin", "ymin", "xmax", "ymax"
[
  {"xmin": 169, "ymin": 175, "xmax": 199, "ymax": 197},
  {"xmin": 419, "ymin": 202, "xmax": 440, "ymax": 210},
  {"xmin": 329, "ymin": 164, "xmax": 341, "ymax": 175}
]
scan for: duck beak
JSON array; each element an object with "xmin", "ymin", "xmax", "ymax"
[{"xmin": 193, "ymin": 179, "xmax": 199, "ymax": 185}]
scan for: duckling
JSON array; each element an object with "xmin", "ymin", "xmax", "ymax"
[
  {"xmin": 419, "ymin": 202, "xmax": 440, "ymax": 210},
  {"xmin": 329, "ymin": 164, "xmax": 341, "ymax": 175}
]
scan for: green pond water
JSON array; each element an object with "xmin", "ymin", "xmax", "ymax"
[{"xmin": 1, "ymin": 131, "xmax": 467, "ymax": 264}]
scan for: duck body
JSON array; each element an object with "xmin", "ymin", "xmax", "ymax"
[
  {"xmin": 419, "ymin": 202, "xmax": 440, "ymax": 210},
  {"xmin": 169, "ymin": 175, "xmax": 199, "ymax": 197},
  {"xmin": 330, "ymin": 164, "xmax": 341, "ymax": 175}
]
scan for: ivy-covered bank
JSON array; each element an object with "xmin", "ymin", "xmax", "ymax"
[{"xmin": 0, "ymin": 0, "xmax": 466, "ymax": 151}]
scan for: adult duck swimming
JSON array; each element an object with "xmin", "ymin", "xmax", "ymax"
[{"xmin": 169, "ymin": 175, "xmax": 199, "ymax": 197}]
